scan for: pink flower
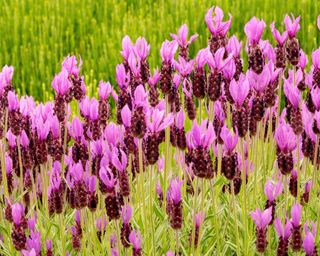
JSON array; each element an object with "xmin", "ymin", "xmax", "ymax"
[
  {"xmin": 62, "ymin": 55, "xmax": 82, "ymax": 77},
  {"xmin": 303, "ymin": 231, "xmax": 316, "ymax": 256},
  {"xmin": 270, "ymin": 22, "xmax": 287, "ymax": 46},
  {"xmin": 133, "ymin": 85, "xmax": 148, "ymax": 107},
  {"xmin": 99, "ymin": 167, "xmax": 116, "ymax": 189},
  {"xmin": 247, "ymin": 65, "xmax": 270, "ymax": 93},
  {"xmin": 190, "ymin": 120, "xmax": 215, "ymax": 148},
  {"xmin": 205, "ymin": 6, "xmax": 232, "ymax": 36},
  {"xmin": 222, "ymin": 58, "xmax": 236, "ymax": 80},
  {"xmin": 174, "ymin": 56, "xmax": 194, "ymax": 77},
  {"xmin": 244, "ymin": 17, "xmax": 266, "ymax": 46},
  {"xmin": 86, "ymin": 176, "xmax": 96, "ymax": 194},
  {"xmin": 283, "ymin": 75, "xmax": 301, "ymax": 108},
  {"xmin": 116, "ymin": 64, "xmax": 130, "ymax": 89},
  {"xmin": 175, "ymin": 110, "xmax": 185, "ymax": 130},
  {"xmin": 0, "ymin": 65, "xmax": 14, "ymax": 93},
  {"xmin": 207, "ymin": 47, "xmax": 233, "ymax": 71},
  {"xmin": 69, "ymin": 117, "xmax": 83, "ymax": 141},
  {"xmin": 229, "ymin": 75, "xmax": 250, "ymax": 106},
  {"xmin": 147, "ymin": 109, "xmax": 174, "ymax": 133},
  {"xmin": 148, "ymin": 69, "xmax": 161, "ymax": 87},
  {"xmin": 5, "ymin": 154, "xmax": 13, "ymax": 174},
  {"xmin": 121, "ymin": 104, "xmax": 132, "ymax": 128},
  {"xmin": 250, "ymin": 207, "xmax": 272, "ymax": 229},
  {"xmin": 318, "ymin": 15, "xmax": 320, "ymax": 30},
  {"xmin": 290, "ymin": 204, "xmax": 302, "ymax": 227},
  {"xmin": 96, "ymin": 216, "xmax": 107, "ymax": 232},
  {"xmin": 160, "ymin": 40, "xmax": 178, "ymax": 63},
  {"xmin": 89, "ymin": 98, "xmax": 99, "ymax": 121},
  {"xmin": 274, "ymin": 218, "xmax": 292, "ymax": 240},
  {"xmin": 52, "ymin": 69, "xmax": 71, "ymax": 96},
  {"xmin": 311, "ymin": 86, "xmax": 320, "ymax": 110},
  {"xmin": 226, "ymin": 35, "xmax": 242, "ymax": 57},
  {"xmin": 170, "ymin": 24, "xmax": 198, "ymax": 48},
  {"xmin": 128, "ymin": 53, "xmax": 141, "ymax": 78},
  {"xmin": 220, "ymin": 125, "xmax": 238, "ymax": 153},
  {"xmin": 169, "ymin": 177, "xmax": 183, "ymax": 204},
  {"xmin": 284, "ymin": 14, "xmax": 300, "ymax": 38},
  {"xmin": 7, "ymin": 91, "xmax": 19, "ymax": 111},
  {"xmin": 12, "ymin": 203, "xmax": 25, "ymax": 225},
  {"xmin": 129, "ymin": 230, "xmax": 142, "ymax": 251},
  {"xmin": 70, "ymin": 163, "xmax": 84, "ymax": 182},
  {"xmin": 214, "ymin": 100, "xmax": 225, "ymax": 123},
  {"xmin": 195, "ymin": 48, "xmax": 208, "ymax": 70},
  {"xmin": 274, "ymin": 122, "xmax": 297, "ymax": 152},
  {"xmin": 264, "ymin": 180, "xmax": 283, "ymax": 202},
  {"xmin": 98, "ymin": 81, "xmax": 112, "ymax": 100},
  {"xmin": 299, "ymin": 50, "xmax": 308, "ymax": 69},
  {"xmin": 312, "ymin": 49, "xmax": 320, "ymax": 70},
  {"xmin": 6, "ymin": 129, "xmax": 16, "ymax": 147},
  {"xmin": 134, "ymin": 37, "xmax": 150, "ymax": 61},
  {"xmin": 121, "ymin": 205, "xmax": 132, "ymax": 224},
  {"xmin": 20, "ymin": 130, "xmax": 30, "ymax": 147},
  {"xmin": 195, "ymin": 212, "xmax": 205, "ymax": 228},
  {"xmin": 120, "ymin": 36, "xmax": 133, "ymax": 61},
  {"xmin": 112, "ymin": 149, "xmax": 127, "ymax": 172}
]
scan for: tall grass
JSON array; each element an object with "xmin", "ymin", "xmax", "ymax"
[{"xmin": 0, "ymin": 0, "xmax": 319, "ymax": 100}]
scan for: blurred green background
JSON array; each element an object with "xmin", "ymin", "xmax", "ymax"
[{"xmin": 0, "ymin": 0, "xmax": 319, "ymax": 100}]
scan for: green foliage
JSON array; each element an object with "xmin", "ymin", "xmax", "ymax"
[{"xmin": 0, "ymin": 0, "xmax": 319, "ymax": 100}]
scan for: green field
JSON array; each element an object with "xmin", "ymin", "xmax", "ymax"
[{"xmin": 0, "ymin": 0, "xmax": 319, "ymax": 100}]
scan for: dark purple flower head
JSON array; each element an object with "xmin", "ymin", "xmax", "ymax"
[
  {"xmin": 12, "ymin": 203, "xmax": 25, "ymax": 226},
  {"xmin": 7, "ymin": 91, "xmax": 19, "ymax": 111},
  {"xmin": 274, "ymin": 218, "xmax": 292, "ymax": 240},
  {"xmin": 244, "ymin": 17, "xmax": 266, "ymax": 46},
  {"xmin": 226, "ymin": 35, "xmax": 242, "ymax": 57},
  {"xmin": 121, "ymin": 205, "xmax": 132, "ymax": 224},
  {"xmin": 270, "ymin": 22, "xmax": 288, "ymax": 46},
  {"xmin": 229, "ymin": 75, "xmax": 250, "ymax": 106},
  {"xmin": 160, "ymin": 40, "xmax": 178, "ymax": 63},
  {"xmin": 284, "ymin": 14, "xmax": 300, "ymax": 38},
  {"xmin": 52, "ymin": 69, "xmax": 72, "ymax": 96},
  {"xmin": 99, "ymin": 81, "xmax": 112, "ymax": 100},
  {"xmin": 205, "ymin": 6, "xmax": 232, "ymax": 36},
  {"xmin": 220, "ymin": 125, "xmax": 238, "ymax": 153},
  {"xmin": 291, "ymin": 204, "xmax": 302, "ymax": 227},
  {"xmin": 264, "ymin": 180, "xmax": 283, "ymax": 202},
  {"xmin": 250, "ymin": 207, "xmax": 272, "ymax": 229},
  {"xmin": 170, "ymin": 24, "xmax": 198, "ymax": 48},
  {"xmin": 129, "ymin": 230, "xmax": 142, "ymax": 251},
  {"xmin": 99, "ymin": 166, "xmax": 116, "ymax": 190},
  {"xmin": 62, "ymin": 55, "xmax": 82, "ymax": 77},
  {"xmin": 120, "ymin": 36, "xmax": 133, "ymax": 62},
  {"xmin": 207, "ymin": 47, "xmax": 233, "ymax": 71},
  {"xmin": 147, "ymin": 109, "xmax": 174, "ymax": 133},
  {"xmin": 116, "ymin": 64, "xmax": 130, "ymax": 90},
  {"xmin": 134, "ymin": 37, "xmax": 150, "ymax": 61}
]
